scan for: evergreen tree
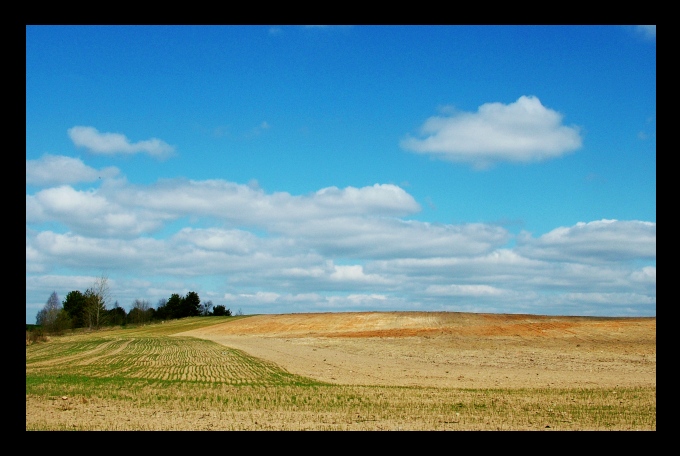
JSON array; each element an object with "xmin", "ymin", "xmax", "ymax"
[
  {"xmin": 108, "ymin": 301, "xmax": 127, "ymax": 326},
  {"xmin": 182, "ymin": 291, "xmax": 201, "ymax": 317},
  {"xmin": 213, "ymin": 305, "xmax": 231, "ymax": 316},
  {"xmin": 165, "ymin": 293, "xmax": 183, "ymax": 319},
  {"xmin": 63, "ymin": 290, "xmax": 87, "ymax": 328}
]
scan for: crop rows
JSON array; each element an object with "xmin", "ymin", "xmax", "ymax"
[{"xmin": 27, "ymin": 335, "xmax": 313, "ymax": 386}]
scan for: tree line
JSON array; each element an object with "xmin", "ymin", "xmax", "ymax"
[{"xmin": 33, "ymin": 275, "xmax": 234, "ymax": 335}]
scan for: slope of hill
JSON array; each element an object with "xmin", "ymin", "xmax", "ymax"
[{"xmin": 178, "ymin": 311, "xmax": 656, "ymax": 389}]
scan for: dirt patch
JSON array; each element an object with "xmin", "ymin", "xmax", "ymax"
[{"xmin": 178, "ymin": 311, "xmax": 656, "ymax": 389}]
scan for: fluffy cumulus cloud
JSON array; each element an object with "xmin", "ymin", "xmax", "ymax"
[
  {"xmin": 28, "ymin": 231, "xmax": 165, "ymax": 270},
  {"xmin": 26, "ymin": 163, "xmax": 656, "ymax": 319},
  {"xmin": 401, "ymin": 96, "xmax": 582, "ymax": 169},
  {"xmin": 26, "ymin": 154, "xmax": 119, "ymax": 186},
  {"xmin": 26, "ymin": 185, "xmax": 167, "ymax": 238},
  {"xmin": 26, "ymin": 175, "xmax": 421, "ymax": 240},
  {"xmin": 68, "ymin": 126, "xmax": 175, "ymax": 159},
  {"xmin": 114, "ymin": 180, "xmax": 420, "ymax": 224}
]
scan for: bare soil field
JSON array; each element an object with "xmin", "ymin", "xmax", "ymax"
[
  {"xmin": 179, "ymin": 311, "xmax": 656, "ymax": 389},
  {"xmin": 26, "ymin": 312, "xmax": 656, "ymax": 430}
]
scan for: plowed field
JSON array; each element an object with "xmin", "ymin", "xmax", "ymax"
[{"xmin": 178, "ymin": 311, "xmax": 656, "ymax": 389}]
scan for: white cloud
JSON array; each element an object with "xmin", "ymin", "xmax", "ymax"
[
  {"xmin": 173, "ymin": 228, "xmax": 258, "ymax": 255},
  {"xmin": 313, "ymin": 184, "xmax": 419, "ymax": 215},
  {"xmin": 26, "ymin": 154, "xmax": 119, "ymax": 186},
  {"xmin": 425, "ymin": 284, "xmax": 507, "ymax": 297},
  {"xmin": 373, "ymin": 245, "xmax": 654, "ymax": 301},
  {"xmin": 31, "ymin": 178, "xmax": 507, "ymax": 264},
  {"xmin": 98, "ymin": 180, "xmax": 420, "ymax": 233},
  {"xmin": 283, "ymin": 218, "xmax": 509, "ymax": 259},
  {"xmin": 27, "ymin": 185, "xmax": 166, "ymax": 237},
  {"xmin": 561, "ymin": 292, "xmax": 655, "ymax": 306},
  {"xmin": 218, "ymin": 291, "xmax": 396, "ymax": 314},
  {"xmin": 630, "ymin": 266, "xmax": 656, "ymax": 284},
  {"xmin": 26, "ymin": 170, "xmax": 656, "ymax": 318},
  {"xmin": 330, "ymin": 264, "xmax": 395, "ymax": 285},
  {"xmin": 239, "ymin": 291, "xmax": 280, "ymax": 303},
  {"xmin": 280, "ymin": 266, "xmax": 328, "ymax": 279},
  {"xmin": 26, "ymin": 274, "xmax": 107, "ymax": 296},
  {"xmin": 325, "ymin": 293, "xmax": 390, "ymax": 310},
  {"xmin": 25, "ymin": 236, "xmax": 46, "ymax": 273},
  {"xmin": 29, "ymin": 231, "xmax": 164, "ymax": 270},
  {"xmin": 343, "ymin": 294, "xmax": 387, "ymax": 303},
  {"xmin": 372, "ymin": 249, "xmax": 541, "ymax": 278},
  {"xmin": 401, "ymin": 96, "xmax": 582, "ymax": 169},
  {"xmin": 516, "ymin": 219, "xmax": 656, "ymax": 263},
  {"xmin": 68, "ymin": 126, "xmax": 175, "ymax": 159}
]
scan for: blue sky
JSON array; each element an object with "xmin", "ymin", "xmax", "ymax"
[{"xmin": 26, "ymin": 25, "xmax": 656, "ymax": 323}]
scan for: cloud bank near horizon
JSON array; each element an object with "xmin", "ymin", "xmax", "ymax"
[{"xmin": 26, "ymin": 154, "xmax": 655, "ymax": 318}]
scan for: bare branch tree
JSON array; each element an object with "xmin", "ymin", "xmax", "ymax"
[
  {"xmin": 84, "ymin": 274, "xmax": 110, "ymax": 329},
  {"xmin": 129, "ymin": 299, "xmax": 151, "ymax": 324},
  {"xmin": 36, "ymin": 291, "xmax": 61, "ymax": 331},
  {"xmin": 201, "ymin": 300, "xmax": 213, "ymax": 316}
]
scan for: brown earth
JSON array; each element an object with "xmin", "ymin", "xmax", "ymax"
[{"xmin": 178, "ymin": 311, "xmax": 656, "ymax": 389}]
